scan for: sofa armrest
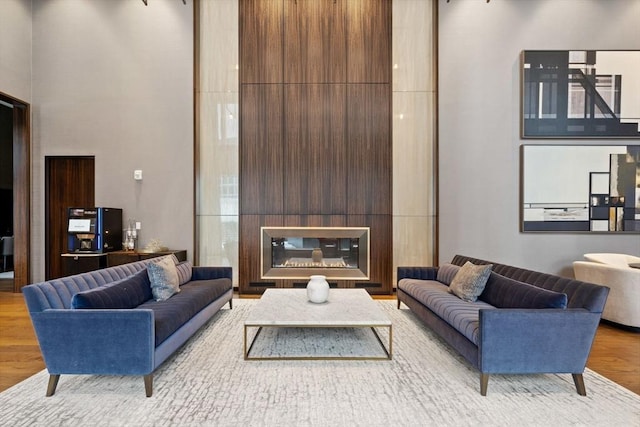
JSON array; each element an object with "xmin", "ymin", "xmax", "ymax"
[
  {"xmin": 479, "ymin": 308, "xmax": 601, "ymax": 374},
  {"xmin": 397, "ymin": 267, "xmax": 438, "ymax": 282},
  {"xmin": 191, "ymin": 266, "xmax": 232, "ymax": 281},
  {"xmin": 29, "ymin": 309, "xmax": 155, "ymax": 375}
]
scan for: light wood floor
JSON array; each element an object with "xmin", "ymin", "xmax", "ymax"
[{"xmin": 1, "ymin": 291, "xmax": 639, "ymax": 395}]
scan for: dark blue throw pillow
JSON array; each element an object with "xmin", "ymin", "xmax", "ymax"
[
  {"xmin": 480, "ymin": 272, "xmax": 568, "ymax": 309},
  {"xmin": 71, "ymin": 269, "xmax": 152, "ymax": 309}
]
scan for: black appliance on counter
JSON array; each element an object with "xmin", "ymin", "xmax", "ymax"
[{"xmin": 67, "ymin": 207, "xmax": 123, "ymax": 253}]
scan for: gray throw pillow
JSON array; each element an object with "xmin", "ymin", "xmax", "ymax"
[
  {"xmin": 449, "ymin": 261, "xmax": 493, "ymax": 302},
  {"xmin": 147, "ymin": 256, "xmax": 180, "ymax": 301}
]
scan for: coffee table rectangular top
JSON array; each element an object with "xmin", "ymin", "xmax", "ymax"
[
  {"xmin": 244, "ymin": 289, "xmax": 392, "ymax": 360},
  {"xmin": 244, "ymin": 288, "xmax": 392, "ymax": 327}
]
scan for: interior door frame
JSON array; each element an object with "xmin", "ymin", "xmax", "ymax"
[{"xmin": 0, "ymin": 91, "xmax": 30, "ymax": 292}]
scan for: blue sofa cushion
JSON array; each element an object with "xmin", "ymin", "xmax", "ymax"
[
  {"xmin": 71, "ymin": 269, "xmax": 152, "ymax": 309},
  {"xmin": 399, "ymin": 278, "xmax": 495, "ymax": 345},
  {"xmin": 479, "ymin": 272, "xmax": 568, "ymax": 309},
  {"xmin": 138, "ymin": 278, "xmax": 231, "ymax": 346},
  {"xmin": 176, "ymin": 261, "xmax": 193, "ymax": 285},
  {"xmin": 436, "ymin": 263, "xmax": 461, "ymax": 285}
]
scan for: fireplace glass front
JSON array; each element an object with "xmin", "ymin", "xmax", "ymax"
[{"xmin": 261, "ymin": 227, "xmax": 369, "ymax": 280}]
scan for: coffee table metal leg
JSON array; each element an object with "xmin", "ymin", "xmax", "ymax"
[
  {"xmin": 244, "ymin": 326, "xmax": 264, "ymax": 360},
  {"xmin": 370, "ymin": 325, "xmax": 392, "ymax": 360}
]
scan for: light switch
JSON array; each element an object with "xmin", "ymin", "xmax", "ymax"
[{"xmin": 134, "ymin": 170, "xmax": 143, "ymax": 180}]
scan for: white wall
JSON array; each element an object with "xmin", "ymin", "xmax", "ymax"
[
  {"xmin": 30, "ymin": 0, "xmax": 194, "ymax": 280},
  {"xmin": 438, "ymin": 0, "xmax": 640, "ymax": 276},
  {"xmin": 0, "ymin": 0, "xmax": 32, "ymax": 103}
]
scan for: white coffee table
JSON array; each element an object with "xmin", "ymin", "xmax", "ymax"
[{"xmin": 244, "ymin": 289, "xmax": 392, "ymax": 360}]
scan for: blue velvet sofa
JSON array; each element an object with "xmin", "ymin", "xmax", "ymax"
[
  {"xmin": 397, "ymin": 255, "xmax": 609, "ymax": 396},
  {"xmin": 22, "ymin": 257, "xmax": 232, "ymax": 397}
]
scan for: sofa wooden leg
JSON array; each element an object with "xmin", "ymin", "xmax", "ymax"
[
  {"xmin": 229, "ymin": 299, "xmax": 233, "ymax": 309},
  {"xmin": 572, "ymin": 373, "xmax": 586, "ymax": 396},
  {"xmin": 480, "ymin": 373, "xmax": 489, "ymax": 396},
  {"xmin": 46, "ymin": 374, "xmax": 60, "ymax": 397},
  {"xmin": 397, "ymin": 299, "xmax": 401, "ymax": 309},
  {"xmin": 144, "ymin": 374, "xmax": 153, "ymax": 397}
]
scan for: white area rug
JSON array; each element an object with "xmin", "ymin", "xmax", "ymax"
[{"xmin": 1, "ymin": 299, "xmax": 638, "ymax": 426}]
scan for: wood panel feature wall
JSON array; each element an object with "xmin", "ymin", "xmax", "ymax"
[
  {"xmin": 239, "ymin": 85, "xmax": 284, "ymax": 215},
  {"xmin": 239, "ymin": 0, "xmax": 391, "ymax": 294},
  {"xmin": 240, "ymin": 0, "xmax": 283, "ymax": 83},
  {"xmin": 284, "ymin": 0, "xmax": 346, "ymax": 83},
  {"xmin": 346, "ymin": 0, "xmax": 391, "ymax": 83},
  {"xmin": 347, "ymin": 84, "xmax": 391, "ymax": 215},
  {"xmin": 284, "ymin": 84, "xmax": 347, "ymax": 214}
]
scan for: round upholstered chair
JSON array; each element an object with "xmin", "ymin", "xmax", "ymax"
[
  {"xmin": 583, "ymin": 253, "xmax": 640, "ymax": 268},
  {"xmin": 574, "ymin": 253, "xmax": 640, "ymax": 328}
]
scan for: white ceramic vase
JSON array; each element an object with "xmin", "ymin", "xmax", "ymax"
[{"xmin": 307, "ymin": 275, "xmax": 329, "ymax": 303}]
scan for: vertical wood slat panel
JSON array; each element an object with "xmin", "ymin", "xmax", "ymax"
[
  {"xmin": 240, "ymin": 84, "xmax": 284, "ymax": 215},
  {"xmin": 283, "ymin": 215, "xmax": 347, "ymax": 228},
  {"xmin": 284, "ymin": 0, "xmax": 346, "ymax": 83},
  {"xmin": 347, "ymin": 84, "xmax": 391, "ymax": 215},
  {"xmin": 348, "ymin": 214, "xmax": 392, "ymax": 294},
  {"xmin": 284, "ymin": 84, "xmax": 347, "ymax": 215},
  {"xmin": 12, "ymin": 105, "xmax": 29, "ymax": 290},
  {"xmin": 346, "ymin": 0, "xmax": 391, "ymax": 83},
  {"xmin": 240, "ymin": 0, "xmax": 283, "ymax": 83},
  {"xmin": 45, "ymin": 157, "xmax": 95, "ymax": 280},
  {"xmin": 239, "ymin": 214, "xmax": 284, "ymax": 290}
]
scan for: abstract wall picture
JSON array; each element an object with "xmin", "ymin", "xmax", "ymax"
[
  {"xmin": 521, "ymin": 145, "xmax": 640, "ymax": 233},
  {"xmin": 522, "ymin": 50, "xmax": 640, "ymax": 138}
]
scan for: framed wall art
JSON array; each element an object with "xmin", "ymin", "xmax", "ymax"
[
  {"xmin": 521, "ymin": 50, "xmax": 640, "ymax": 138},
  {"xmin": 521, "ymin": 144, "xmax": 640, "ymax": 233}
]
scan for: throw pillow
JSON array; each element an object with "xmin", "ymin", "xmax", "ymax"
[
  {"xmin": 480, "ymin": 272, "xmax": 568, "ymax": 309},
  {"xmin": 449, "ymin": 261, "xmax": 493, "ymax": 302},
  {"xmin": 147, "ymin": 256, "xmax": 180, "ymax": 301},
  {"xmin": 176, "ymin": 261, "xmax": 193, "ymax": 285},
  {"xmin": 436, "ymin": 263, "xmax": 461, "ymax": 285},
  {"xmin": 71, "ymin": 269, "xmax": 152, "ymax": 309}
]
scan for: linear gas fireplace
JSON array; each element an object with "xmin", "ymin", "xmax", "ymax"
[{"xmin": 261, "ymin": 227, "xmax": 370, "ymax": 280}]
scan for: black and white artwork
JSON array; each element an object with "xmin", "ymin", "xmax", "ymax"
[
  {"xmin": 521, "ymin": 145, "xmax": 640, "ymax": 233},
  {"xmin": 522, "ymin": 50, "xmax": 640, "ymax": 138}
]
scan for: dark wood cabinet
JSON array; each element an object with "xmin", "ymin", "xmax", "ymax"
[
  {"xmin": 107, "ymin": 250, "xmax": 187, "ymax": 267},
  {"xmin": 61, "ymin": 250, "xmax": 187, "ymax": 277},
  {"xmin": 62, "ymin": 254, "xmax": 107, "ymax": 277}
]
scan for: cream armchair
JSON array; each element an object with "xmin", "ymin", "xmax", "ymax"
[
  {"xmin": 573, "ymin": 253, "xmax": 640, "ymax": 328},
  {"xmin": 583, "ymin": 253, "xmax": 640, "ymax": 268}
]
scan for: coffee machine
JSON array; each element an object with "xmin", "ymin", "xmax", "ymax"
[{"xmin": 67, "ymin": 207, "xmax": 123, "ymax": 253}]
